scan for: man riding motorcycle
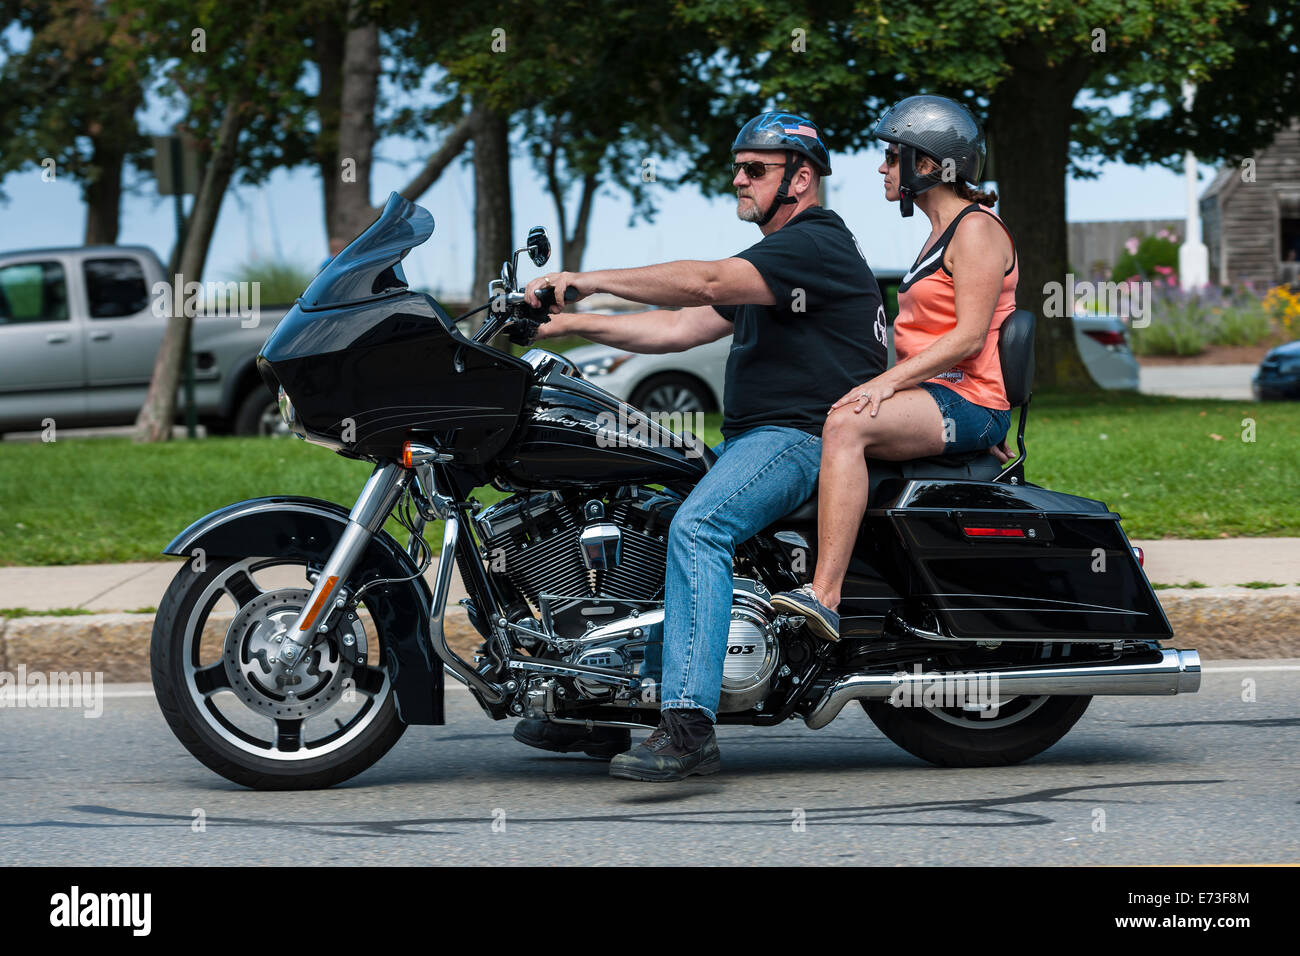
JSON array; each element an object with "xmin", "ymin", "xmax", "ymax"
[{"xmin": 520, "ymin": 112, "xmax": 888, "ymax": 781}]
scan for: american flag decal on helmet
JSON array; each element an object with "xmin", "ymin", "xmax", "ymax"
[{"xmin": 784, "ymin": 124, "xmax": 818, "ymax": 138}]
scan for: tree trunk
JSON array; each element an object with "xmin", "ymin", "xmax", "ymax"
[
  {"xmin": 988, "ymin": 53, "xmax": 1097, "ymax": 392},
  {"xmin": 133, "ymin": 103, "xmax": 244, "ymax": 442},
  {"xmin": 471, "ymin": 105, "xmax": 513, "ymax": 305},
  {"xmin": 329, "ymin": 1, "xmax": 380, "ymax": 249},
  {"xmin": 313, "ymin": 6, "xmax": 346, "ymax": 247},
  {"xmin": 563, "ymin": 171, "xmax": 599, "ymax": 271},
  {"xmin": 83, "ymin": 138, "xmax": 124, "ymax": 245}
]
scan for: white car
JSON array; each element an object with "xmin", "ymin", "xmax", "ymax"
[
  {"xmin": 566, "ymin": 301, "xmax": 1137, "ymax": 417},
  {"xmin": 565, "ymin": 338, "xmax": 730, "ymax": 415}
]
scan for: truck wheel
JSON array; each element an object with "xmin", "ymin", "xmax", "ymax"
[{"xmin": 234, "ymin": 387, "xmax": 287, "ymax": 437}]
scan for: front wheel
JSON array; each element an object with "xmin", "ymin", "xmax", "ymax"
[
  {"xmin": 862, "ymin": 693, "xmax": 1092, "ymax": 767},
  {"xmin": 151, "ymin": 556, "xmax": 407, "ymax": 789}
]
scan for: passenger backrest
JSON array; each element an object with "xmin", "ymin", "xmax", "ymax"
[{"xmin": 998, "ymin": 308, "xmax": 1035, "ymax": 408}]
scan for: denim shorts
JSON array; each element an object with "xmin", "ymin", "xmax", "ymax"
[{"xmin": 918, "ymin": 382, "xmax": 1011, "ymax": 454}]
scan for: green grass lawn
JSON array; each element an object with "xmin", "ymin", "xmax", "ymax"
[{"xmin": 0, "ymin": 391, "xmax": 1297, "ymax": 566}]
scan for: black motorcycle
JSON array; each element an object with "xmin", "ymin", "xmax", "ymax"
[{"xmin": 151, "ymin": 192, "xmax": 1200, "ymax": 789}]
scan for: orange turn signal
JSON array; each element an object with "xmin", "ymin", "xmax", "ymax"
[{"xmin": 299, "ymin": 575, "xmax": 339, "ymax": 631}]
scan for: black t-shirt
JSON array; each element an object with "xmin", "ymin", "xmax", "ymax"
[{"xmin": 713, "ymin": 206, "xmax": 887, "ymax": 440}]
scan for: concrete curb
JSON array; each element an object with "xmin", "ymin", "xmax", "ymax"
[
  {"xmin": 2, "ymin": 590, "xmax": 1298, "ymax": 682},
  {"xmin": 1, "ymin": 609, "xmax": 486, "ymax": 683}
]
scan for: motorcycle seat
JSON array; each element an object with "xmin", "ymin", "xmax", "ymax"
[{"xmin": 778, "ymin": 449, "xmax": 1004, "ymax": 524}]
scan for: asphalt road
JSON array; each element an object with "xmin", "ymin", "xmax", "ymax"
[{"xmin": 2, "ymin": 661, "xmax": 1297, "ymax": 866}]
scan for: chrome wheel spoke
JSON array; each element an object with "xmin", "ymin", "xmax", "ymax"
[{"xmin": 193, "ymin": 663, "xmax": 232, "ymax": 698}]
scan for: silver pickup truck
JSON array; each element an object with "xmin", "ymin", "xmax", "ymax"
[{"xmin": 0, "ymin": 245, "xmax": 289, "ymax": 437}]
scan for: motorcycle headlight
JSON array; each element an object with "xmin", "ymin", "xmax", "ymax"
[
  {"xmin": 578, "ymin": 354, "xmax": 632, "ymax": 377},
  {"xmin": 277, "ymin": 385, "xmax": 295, "ymax": 427}
]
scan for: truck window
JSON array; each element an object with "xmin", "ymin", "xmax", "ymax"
[
  {"xmin": 84, "ymin": 257, "xmax": 150, "ymax": 318},
  {"xmin": 0, "ymin": 261, "xmax": 69, "ymax": 324}
]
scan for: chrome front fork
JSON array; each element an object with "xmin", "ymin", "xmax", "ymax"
[{"xmin": 279, "ymin": 463, "xmax": 409, "ymax": 672}]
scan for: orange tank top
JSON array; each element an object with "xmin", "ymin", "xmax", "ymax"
[{"xmin": 894, "ymin": 204, "xmax": 1017, "ymax": 411}]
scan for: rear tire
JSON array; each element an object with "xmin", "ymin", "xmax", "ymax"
[{"xmin": 862, "ymin": 694, "xmax": 1091, "ymax": 767}]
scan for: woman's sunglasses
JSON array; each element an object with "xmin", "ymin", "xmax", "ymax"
[
  {"xmin": 884, "ymin": 147, "xmax": 900, "ymax": 167},
  {"xmin": 731, "ymin": 161, "xmax": 789, "ymax": 179}
]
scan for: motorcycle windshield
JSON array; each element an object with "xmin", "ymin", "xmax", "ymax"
[{"xmin": 298, "ymin": 191, "xmax": 434, "ymax": 311}]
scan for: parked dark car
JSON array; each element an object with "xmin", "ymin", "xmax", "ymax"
[{"xmin": 1253, "ymin": 340, "xmax": 1300, "ymax": 400}]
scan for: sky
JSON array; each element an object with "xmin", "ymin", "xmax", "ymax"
[
  {"xmin": 0, "ymin": 23, "xmax": 1211, "ymax": 300},
  {"xmin": 0, "ymin": 135, "xmax": 1210, "ymax": 301}
]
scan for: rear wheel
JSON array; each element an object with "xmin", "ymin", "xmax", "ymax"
[
  {"xmin": 151, "ymin": 556, "xmax": 406, "ymax": 789},
  {"xmin": 862, "ymin": 693, "xmax": 1091, "ymax": 767}
]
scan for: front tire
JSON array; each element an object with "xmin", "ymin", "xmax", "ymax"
[
  {"xmin": 862, "ymin": 694, "xmax": 1092, "ymax": 767},
  {"xmin": 151, "ymin": 556, "xmax": 407, "ymax": 789}
]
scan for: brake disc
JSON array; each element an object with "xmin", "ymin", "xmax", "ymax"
[{"xmin": 221, "ymin": 587, "xmax": 365, "ymax": 720}]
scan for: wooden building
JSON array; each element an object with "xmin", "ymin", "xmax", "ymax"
[{"xmin": 1199, "ymin": 118, "xmax": 1300, "ymax": 289}]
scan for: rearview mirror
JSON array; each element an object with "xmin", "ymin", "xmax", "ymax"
[{"xmin": 527, "ymin": 227, "xmax": 551, "ymax": 267}]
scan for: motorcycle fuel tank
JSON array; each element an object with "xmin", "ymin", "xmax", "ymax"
[{"xmin": 493, "ymin": 352, "xmax": 712, "ymax": 489}]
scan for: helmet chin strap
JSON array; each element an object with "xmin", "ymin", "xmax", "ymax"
[
  {"xmin": 897, "ymin": 144, "xmax": 941, "ymax": 219},
  {"xmin": 756, "ymin": 151, "xmax": 803, "ymax": 226}
]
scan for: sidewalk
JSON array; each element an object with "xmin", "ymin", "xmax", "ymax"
[
  {"xmin": 1, "ymin": 538, "xmax": 1297, "ymax": 611},
  {"xmin": 1138, "ymin": 364, "xmax": 1257, "ymax": 401}
]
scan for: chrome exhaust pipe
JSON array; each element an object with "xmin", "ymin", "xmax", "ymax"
[{"xmin": 804, "ymin": 648, "xmax": 1201, "ymax": 730}]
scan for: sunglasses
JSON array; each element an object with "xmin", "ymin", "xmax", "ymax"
[
  {"xmin": 884, "ymin": 147, "xmax": 900, "ymax": 167},
  {"xmin": 732, "ymin": 161, "xmax": 789, "ymax": 179}
]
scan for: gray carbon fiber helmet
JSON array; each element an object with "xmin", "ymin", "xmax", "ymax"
[{"xmin": 874, "ymin": 95, "xmax": 986, "ymax": 217}]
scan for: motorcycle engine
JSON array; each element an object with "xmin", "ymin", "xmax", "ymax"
[
  {"xmin": 475, "ymin": 487, "xmax": 674, "ymax": 637},
  {"xmin": 475, "ymin": 489, "xmax": 781, "ymax": 713}
]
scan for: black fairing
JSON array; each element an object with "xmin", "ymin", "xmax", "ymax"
[
  {"xmin": 259, "ymin": 293, "xmax": 531, "ymax": 462},
  {"xmin": 163, "ymin": 496, "xmax": 444, "ymax": 725},
  {"xmin": 493, "ymin": 355, "xmax": 711, "ymax": 489},
  {"xmin": 257, "ymin": 191, "xmax": 532, "ymax": 462}
]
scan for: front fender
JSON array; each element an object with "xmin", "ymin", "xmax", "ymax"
[{"xmin": 165, "ymin": 496, "xmax": 443, "ymax": 725}]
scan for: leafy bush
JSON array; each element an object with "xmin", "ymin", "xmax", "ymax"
[
  {"xmin": 1110, "ymin": 230, "xmax": 1180, "ymax": 285},
  {"xmin": 1263, "ymin": 285, "xmax": 1300, "ymax": 339},
  {"xmin": 1131, "ymin": 285, "xmax": 1279, "ymax": 355},
  {"xmin": 1211, "ymin": 300, "xmax": 1274, "ymax": 346},
  {"xmin": 230, "ymin": 259, "xmax": 318, "ymax": 306},
  {"xmin": 1130, "ymin": 304, "xmax": 1210, "ymax": 356}
]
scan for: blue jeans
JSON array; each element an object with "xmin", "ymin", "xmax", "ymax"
[
  {"xmin": 660, "ymin": 425, "xmax": 822, "ymax": 721},
  {"xmin": 918, "ymin": 382, "xmax": 1011, "ymax": 454}
]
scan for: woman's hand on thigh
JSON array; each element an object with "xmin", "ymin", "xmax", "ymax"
[{"xmin": 830, "ymin": 376, "xmax": 896, "ymax": 417}]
